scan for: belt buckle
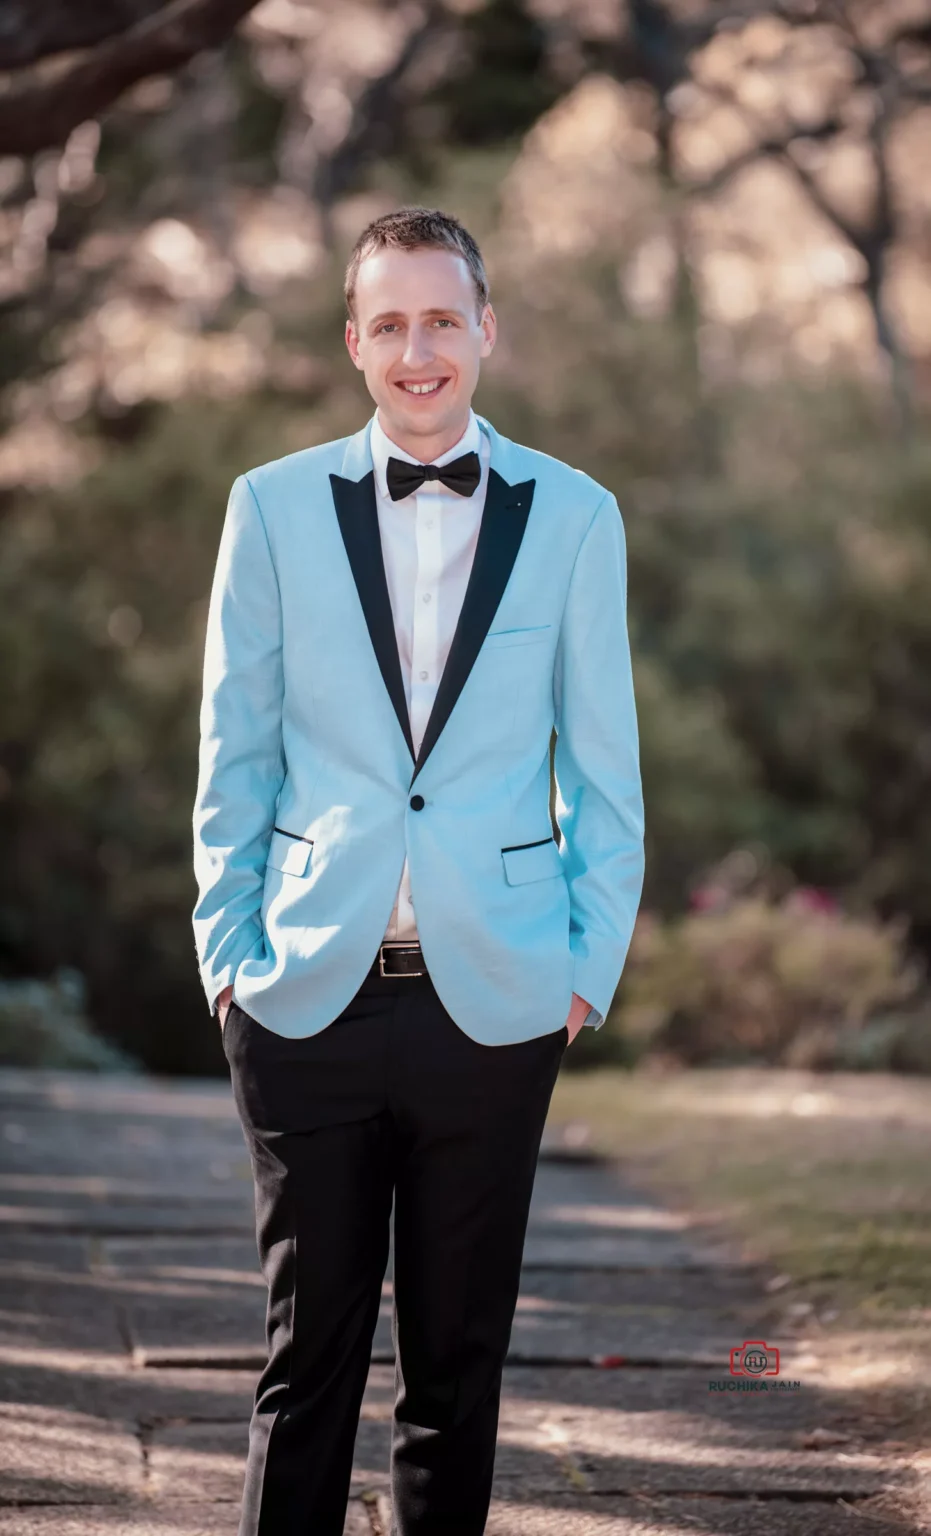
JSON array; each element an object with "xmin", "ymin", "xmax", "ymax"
[{"xmin": 379, "ymin": 944, "xmax": 426, "ymax": 978}]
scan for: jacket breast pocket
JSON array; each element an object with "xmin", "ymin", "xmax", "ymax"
[
  {"xmin": 266, "ymin": 827, "xmax": 314, "ymax": 877},
  {"xmin": 501, "ymin": 836, "xmax": 563, "ymax": 885},
  {"xmin": 483, "ymin": 624, "xmax": 551, "ymax": 650}
]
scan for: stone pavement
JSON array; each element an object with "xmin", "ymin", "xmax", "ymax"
[{"xmin": 0, "ymin": 1068, "xmax": 922, "ymax": 1534}]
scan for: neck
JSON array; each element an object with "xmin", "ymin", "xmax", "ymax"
[{"xmin": 376, "ymin": 407, "xmax": 471, "ymax": 465}]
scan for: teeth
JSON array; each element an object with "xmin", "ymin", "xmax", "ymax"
[{"xmin": 402, "ymin": 380, "xmax": 442, "ymax": 394}]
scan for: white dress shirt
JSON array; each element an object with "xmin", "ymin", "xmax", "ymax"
[
  {"xmin": 371, "ymin": 406, "xmax": 488, "ymax": 943},
  {"xmin": 369, "ymin": 407, "xmax": 603, "ymax": 1030}
]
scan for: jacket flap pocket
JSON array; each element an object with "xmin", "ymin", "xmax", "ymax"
[
  {"xmin": 483, "ymin": 624, "xmax": 551, "ymax": 650},
  {"xmin": 267, "ymin": 829, "xmax": 313, "ymax": 877},
  {"xmin": 501, "ymin": 837, "xmax": 563, "ymax": 885}
]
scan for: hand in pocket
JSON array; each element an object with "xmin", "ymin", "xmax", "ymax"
[{"xmin": 217, "ymin": 984, "xmax": 234, "ymax": 1029}]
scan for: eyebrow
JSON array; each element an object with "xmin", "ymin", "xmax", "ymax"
[{"xmin": 368, "ymin": 307, "xmax": 468, "ymax": 327}]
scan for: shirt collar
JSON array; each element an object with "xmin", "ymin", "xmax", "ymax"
[{"xmin": 370, "ymin": 408, "xmax": 482, "ymax": 502}]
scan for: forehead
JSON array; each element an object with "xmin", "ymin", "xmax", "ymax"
[{"xmin": 353, "ymin": 245, "xmax": 475, "ymax": 315}]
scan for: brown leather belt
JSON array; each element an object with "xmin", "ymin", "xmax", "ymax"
[{"xmin": 369, "ymin": 942, "xmax": 428, "ymax": 979}]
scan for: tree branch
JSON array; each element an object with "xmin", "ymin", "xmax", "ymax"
[
  {"xmin": 782, "ymin": 152, "xmax": 865, "ymax": 253},
  {"xmin": 686, "ymin": 115, "xmax": 844, "ymax": 198},
  {"xmin": 0, "ymin": 2, "xmax": 172, "ymax": 71},
  {"xmin": 0, "ymin": 0, "xmax": 261, "ymax": 156}
]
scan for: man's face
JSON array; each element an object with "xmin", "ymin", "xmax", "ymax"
[{"xmin": 345, "ymin": 246, "xmax": 496, "ymax": 451}]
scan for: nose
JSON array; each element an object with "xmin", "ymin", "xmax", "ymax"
[{"xmin": 402, "ymin": 324, "xmax": 433, "ymax": 370}]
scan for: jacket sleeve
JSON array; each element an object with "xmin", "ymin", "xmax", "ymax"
[
  {"xmin": 554, "ymin": 489, "xmax": 645, "ymax": 1024},
  {"xmin": 192, "ymin": 474, "xmax": 285, "ymax": 1014}
]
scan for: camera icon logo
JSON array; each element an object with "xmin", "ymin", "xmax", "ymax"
[{"xmin": 729, "ymin": 1339, "xmax": 780, "ymax": 1377}]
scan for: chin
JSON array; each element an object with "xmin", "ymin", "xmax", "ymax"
[{"xmin": 390, "ymin": 401, "xmax": 457, "ymax": 433}]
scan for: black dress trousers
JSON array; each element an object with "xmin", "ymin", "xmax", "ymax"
[{"xmin": 221, "ymin": 957, "xmax": 568, "ymax": 1536}]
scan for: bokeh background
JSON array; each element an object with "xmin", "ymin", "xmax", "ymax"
[{"xmin": 2, "ymin": 0, "xmax": 931, "ymax": 1080}]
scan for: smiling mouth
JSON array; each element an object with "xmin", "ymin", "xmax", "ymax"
[{"xmin": 395, "ymin": 378, "xmax": 449, "ymax": 397}]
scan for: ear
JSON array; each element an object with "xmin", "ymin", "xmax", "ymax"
[
  {"xmin": 479, "ymin": 303, "xmax": 497, "ymax": 359},
  {"xmin": 345, "ymin": 318, "xmax": 364, "ymax": 370}
]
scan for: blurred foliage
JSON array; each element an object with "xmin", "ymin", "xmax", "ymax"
[
  {"xmin": 0, "ymin": 967, "xmax": 138, "ymax": 1070},
  {"xmin": 612, "ymin": 886, "xmax": 922, "ymax": 1070},
  {"xmin": 834, "ymin": 1005, "xmax": 931, "ymax": 1075},
  {"xmin": 627, "ymin": 413, "xmax": 931, "ymax": 937},
  {"xmin": 0, "ymin": 397, "xmax": 312, "ymax": 1074}
]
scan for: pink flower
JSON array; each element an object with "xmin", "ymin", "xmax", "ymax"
[
  {"xmin": 790, "ymin": 886, "xmax": 838, "ymax": 914},
  {"xmin": 689, "ymin": 884, "xmax": 728, "ymax": 912}
]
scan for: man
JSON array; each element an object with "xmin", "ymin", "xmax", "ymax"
[{"xmin": 192, "ymin": 207, "xmax": 644, "ymax": 1536}]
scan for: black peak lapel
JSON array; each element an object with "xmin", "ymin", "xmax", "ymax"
[
  {"xmin": 329, "ymin": 470, "xmax": 416, "ymax": 762},
  {"xmin": 411, "ymin": 468, "xmax": 536, "ymax": 785}
]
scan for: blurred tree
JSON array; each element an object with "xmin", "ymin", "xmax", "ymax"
[
  {"xmin": 0, "ymin": 0, "xmax": 263, "ymax": 155},
  {"xmin": 3, "ymin": 0, "xmax": 930, "ymax": 436},
  {"xmin": 551, "ymin": 0, "xmax": 931, "ymax": 428}
]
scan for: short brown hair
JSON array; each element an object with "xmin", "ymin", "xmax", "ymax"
[{"xmin": 344, "ymin": 207, "xmax": 489, "ymax": 322}]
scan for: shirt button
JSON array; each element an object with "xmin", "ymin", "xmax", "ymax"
[
  {"xmin": 425, "ymin": 519, "xmax": 434, "ymax": 528},
  {"xmin": 419, "ymin": 669, "xmax": 428, "ymax": 680},
  {"xmin": 422, "ymin": 592, "xmax": 432, "ymax": 603},
  {"xmin": 410, "ymin": 794, "xmax": 425, "ymax": 811}
]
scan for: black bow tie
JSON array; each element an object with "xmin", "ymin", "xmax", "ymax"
[{"xmin": 385, "ymin": 451, "xmax": 481, "ymax": 503}]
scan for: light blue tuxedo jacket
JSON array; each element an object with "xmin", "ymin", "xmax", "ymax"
[{"xmin": 192, "ymin": 412, "xmax": 644, "ymax": 1046}]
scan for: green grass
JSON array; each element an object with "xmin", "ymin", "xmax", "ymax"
[{"xmin": 550, "ymin": 1066, "xmax": 931, "ymax": 1325}]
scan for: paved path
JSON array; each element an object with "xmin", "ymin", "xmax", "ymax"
[{"xmin": 0, "ymin": 1069, "xmax": 922, "ymax": 1533}]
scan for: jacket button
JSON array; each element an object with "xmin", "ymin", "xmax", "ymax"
[{"xmin": 410, "ymin": 794, "xmax": 425, "ymax": 811}]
